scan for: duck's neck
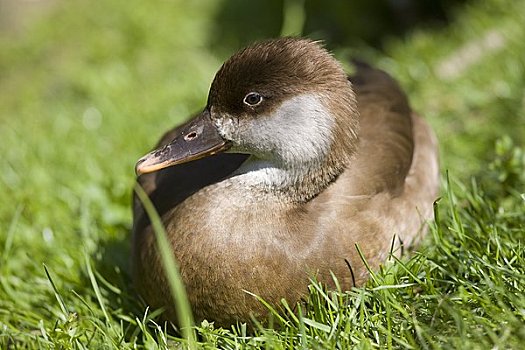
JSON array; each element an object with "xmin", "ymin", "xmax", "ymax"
[{"xmin": 230, "ymin": 152, "xmax": 348, "ymax": 203}]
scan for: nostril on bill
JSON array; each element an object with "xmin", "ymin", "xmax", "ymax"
[{"xmin": 184, "ymin": 131, "xmax": 198, "ymax": 141}]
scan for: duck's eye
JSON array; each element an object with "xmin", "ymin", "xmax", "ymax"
[{"xmin": 243, "ymin": 92, "xmax": 263, "ymax": 106}]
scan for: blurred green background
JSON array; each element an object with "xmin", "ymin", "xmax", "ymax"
[{"xmin": 0, "ymin": 0, "xmax": 524, "ymax": 346}]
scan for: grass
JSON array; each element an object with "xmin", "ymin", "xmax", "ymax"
[{"xmin": 0, "ymin": 0, "xmax": 524, "ymax": 348}]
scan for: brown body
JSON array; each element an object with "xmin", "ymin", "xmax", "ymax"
[{"xmin": 132, "ymin": 38, "xmax": 439, "ymax": 327}]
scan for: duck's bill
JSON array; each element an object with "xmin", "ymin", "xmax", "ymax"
[{"xmin": 135, "ymin": 110, "xmax": 231, "ymax": 175}]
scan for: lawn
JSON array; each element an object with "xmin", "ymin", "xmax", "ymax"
[{"xmin": 0, "ymin": 0, "xmax": 524, "ymax": 348}]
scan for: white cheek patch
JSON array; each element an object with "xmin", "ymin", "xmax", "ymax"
[
  {"xmin": 241, "ymin": 93, "xmax": 334, "ymax": 166},
  {"xmin": 213, "ymin": 116, "xmax": 237, "ymax": 142}
]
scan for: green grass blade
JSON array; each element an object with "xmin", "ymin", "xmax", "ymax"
[
  {"xmin": 43, "ymin": 264, "xmax": 69, "ymax": 318},
  {"xmin": 243, "ymin": 289, "xmax": 289, "ymax": 327},
  {"xmin": 85, "ymin": 253, "xmax": 111, "ymax": 325},
  {"xmin": 134, "ymin": 184, "xmax": 197, "ymax": 349},
  {"xmin": 301, "ymin": 317, "xmax": 331, "ymax": 333},
  {"xmin": 2, "ymin": 204, "xmax": 22, "ymax": 263}
]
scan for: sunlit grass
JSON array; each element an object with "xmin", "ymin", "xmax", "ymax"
[{"xmin": 0, "ymin": 0, "xmax": 524, "ymax": 348}]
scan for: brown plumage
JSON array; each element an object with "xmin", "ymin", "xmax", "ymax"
[{"xmin": 132, "ymin": 38, "xmax": 439, "ymax": 327}]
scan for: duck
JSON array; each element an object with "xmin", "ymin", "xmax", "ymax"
[{"xmin": 131, "ymin": 37, "xmax": 439, "ymax": 328}]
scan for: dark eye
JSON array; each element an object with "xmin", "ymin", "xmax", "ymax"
[{"xmin": 243, "ymin": 92, "xmax": 263, "ymax": 106}]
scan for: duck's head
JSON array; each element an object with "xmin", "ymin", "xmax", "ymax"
[{"xmin": 136, "ymin": 38, "xmax": 359, "ymax": 200}]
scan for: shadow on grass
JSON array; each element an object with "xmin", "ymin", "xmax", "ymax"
[{"xmin": 208, "ymin": 0, "xmax": 469, "ymax": 54}]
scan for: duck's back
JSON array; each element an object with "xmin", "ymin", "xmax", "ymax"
[
  {"xmin": 307, "ymin": 64, "xmax": 439, "ymax": 283},
  {"xmin": 345, "ymin": 62, "xmax": 415, "ymax": 195}
]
